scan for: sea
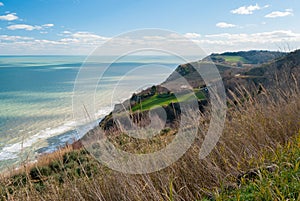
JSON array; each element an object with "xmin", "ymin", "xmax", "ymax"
[{"xmin": 0, "ymin": 55, "xmax": 199, "ymax": 172}]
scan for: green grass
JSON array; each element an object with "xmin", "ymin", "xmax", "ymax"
[
  {"xmin": 215, "ymin": 131, "xmax": 300, "ymax": 201},
  {"xmin": 221, "ymin": 56, "xmax": 249, "ymax": 63},
  {"xmin": 131, "ymin": 89, "xmax": 205, "ymax": 112}
]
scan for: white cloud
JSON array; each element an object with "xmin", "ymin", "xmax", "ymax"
[
  {"xmin": 231, "ymin": 4, "xmax": 268, "ymax": 15},
  {"xmin": 1, "ymin": 30, "xmax": 300, "ymax": 55},
  {"xmin": 62, "ymin": 31, "xmax": 71, "ymax": 34},
  {"xmin": 7, "ymin": 24, "xmax": 42, "ymax": 31},
  {"xmin": 70, "ymin": 32, "xmax": 109, "ymax": 44},
  {"xmin": 60, "ymin": 38, "xmax": 79, "ymax": 43},
  {"xmin": 143, "ymin": 35, "xmax": 165, "ymax": 40},
  {"xmin": 216, "ymin": 22, "xmax": 236, "ymax": 28},
  {"xmin": 0, "ymin": 13, "xmax": 18, "ymax": 21},
  {"xmin": 0, "ymin": 35, "xmax": 33, "ymax": 41},
  {"xmin": 191, "ymin": 30, "xmax": 300, "ymax": 53},
  {"xmin": 0, "ymin": 2, "xmax": 4, "ymax": 6},
  {"xmin": 184, "ymin": 33, "xmax": 201, "ymax": 39},
  {"xmin": 265, "ymin": 9, "xmax": 293, "ymax": 18},
  {"xmin": 55, "ymin": 31, "xmax": 110, "ymax": 47},
  {"xmin": 72, "ymin": 32, "xmax": 107, "ymax": 40},
  {"xmin": 204, "ymin": 30, "xmax": 300, "ymax": 44},
  {"xmin": 7, "ymin": 23, "xmax": 55, "ymax": 31},
  {"xmin": 42, "ymin": 24, "xmax": 54, "ymax": 27},
  {"xmin": 34, "ymin": 39, "xmax": 61, "ymax": 45}
]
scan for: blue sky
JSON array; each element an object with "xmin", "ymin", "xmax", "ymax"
[{"xmin": 0, "ymin": 0, "xmax": 299, "ymax": 54}]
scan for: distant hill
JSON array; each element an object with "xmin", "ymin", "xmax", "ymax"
[
  {"xmin": 166, "ymin": 50, "xmax": 297, "ymax": 92},
  {"xmin": 165, "ymin": 50, "xmax": 287, "ymax": 89},
  {"xmin": 223, "ymin": 49, "xmax": 300, "ymax": 93},
  {"xmin": 203, "ymin": 50, "xmax": 287, "ymax": 67}
]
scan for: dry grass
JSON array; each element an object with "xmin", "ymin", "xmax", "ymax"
[{"xmin": 0, "ymin": 85, "xmax": 299, "ymax": 201}]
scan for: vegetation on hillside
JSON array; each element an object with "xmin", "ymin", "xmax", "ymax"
[
  {"xmin": 130, "ymin": 88, "xmax": 205, "ymax": 112},
  {"xmin": 207, "ymin": 50, "xmax": 287, "ymax": 67},
  {"xmin": 215, "ymin": 132, "xmax": 300, "ymax": 200}
]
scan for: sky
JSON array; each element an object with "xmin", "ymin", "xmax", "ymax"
[{"xmin": 0, "ymin": 0, "xmax": 299, "ymax": 55}]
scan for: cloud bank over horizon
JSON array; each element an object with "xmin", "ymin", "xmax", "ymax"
[
  {"xmin": 0, "ymin": 1, "xmax": 299, "ymax": 55},
  {"xmin": 0, "ymin": 29, "xmax": 299, "ymax": 55}
]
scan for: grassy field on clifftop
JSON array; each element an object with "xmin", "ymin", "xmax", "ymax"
[{"xmin": 131, "ymin": 89, "xmax": 205, "ymax": 112}]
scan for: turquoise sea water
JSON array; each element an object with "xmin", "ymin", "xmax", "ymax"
[{"xmin": 0, "ymin": 55, "xmax": 190, "ymax": 171}]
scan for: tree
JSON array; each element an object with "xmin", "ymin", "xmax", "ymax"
[{"xmin": 237, "ymin": 61, "xmax": 243, "ymax": 67}]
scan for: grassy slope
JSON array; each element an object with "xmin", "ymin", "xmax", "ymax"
[
  {"xmin": 208, "ymin": 50, "xmax": 287, "ymax": 65},
  {"xmin": 218, "ymin": 55, "xmax": 249, "ymax": 63},
  {"xmin": 215, "ymin": 132, "xmax": 300, "ymax": 200},
  {"xmin": 131, "ymin": 89, "xmax": 205, "ymax": 112}
]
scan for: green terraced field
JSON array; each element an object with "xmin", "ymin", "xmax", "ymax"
[
  {"xmin": 222, "ymin": 55, "xmax": 249, "ymax": 63},
  {"xmin": 131, "ymin": 89, "xmax": 205, "ymax": 112}
]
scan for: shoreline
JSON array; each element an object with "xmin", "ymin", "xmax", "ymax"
[{"xmin": 0, "ymin": 106, "xmax": 112, "ymax": 172}]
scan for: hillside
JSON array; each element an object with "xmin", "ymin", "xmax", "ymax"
[
  {"xmin": 98, "ymin": 50, "xmax": 292, "ymax": 131},
  {"xmin": 164, "ymin": 50, "xmax": 287, "ymax": 87},
  {"xmin": 223, "ymin": 49, "xmax": 300, "ymax": 93},
  {"xmin": 204, "ymin": 50, "xmax": 287, "ymax": 67}
]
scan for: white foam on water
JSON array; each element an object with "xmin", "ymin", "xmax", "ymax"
[
  {"xmin": 51, "ymin": 67, "xmax": 77, "ymax": 70},
  {"xmin": 0, "ymin": 150, "xmax": 18, "ymax": 160},
  {"xmin": 0, "ymin": 107, "xmax": 112, "ymax": 161},
  {"xmin": 95, "ymin": 106, "xmax": 113, "ymax": 119},
  {"xmin": 0, "ymin": 120, "xmax": 76, "ymax": 161}
]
